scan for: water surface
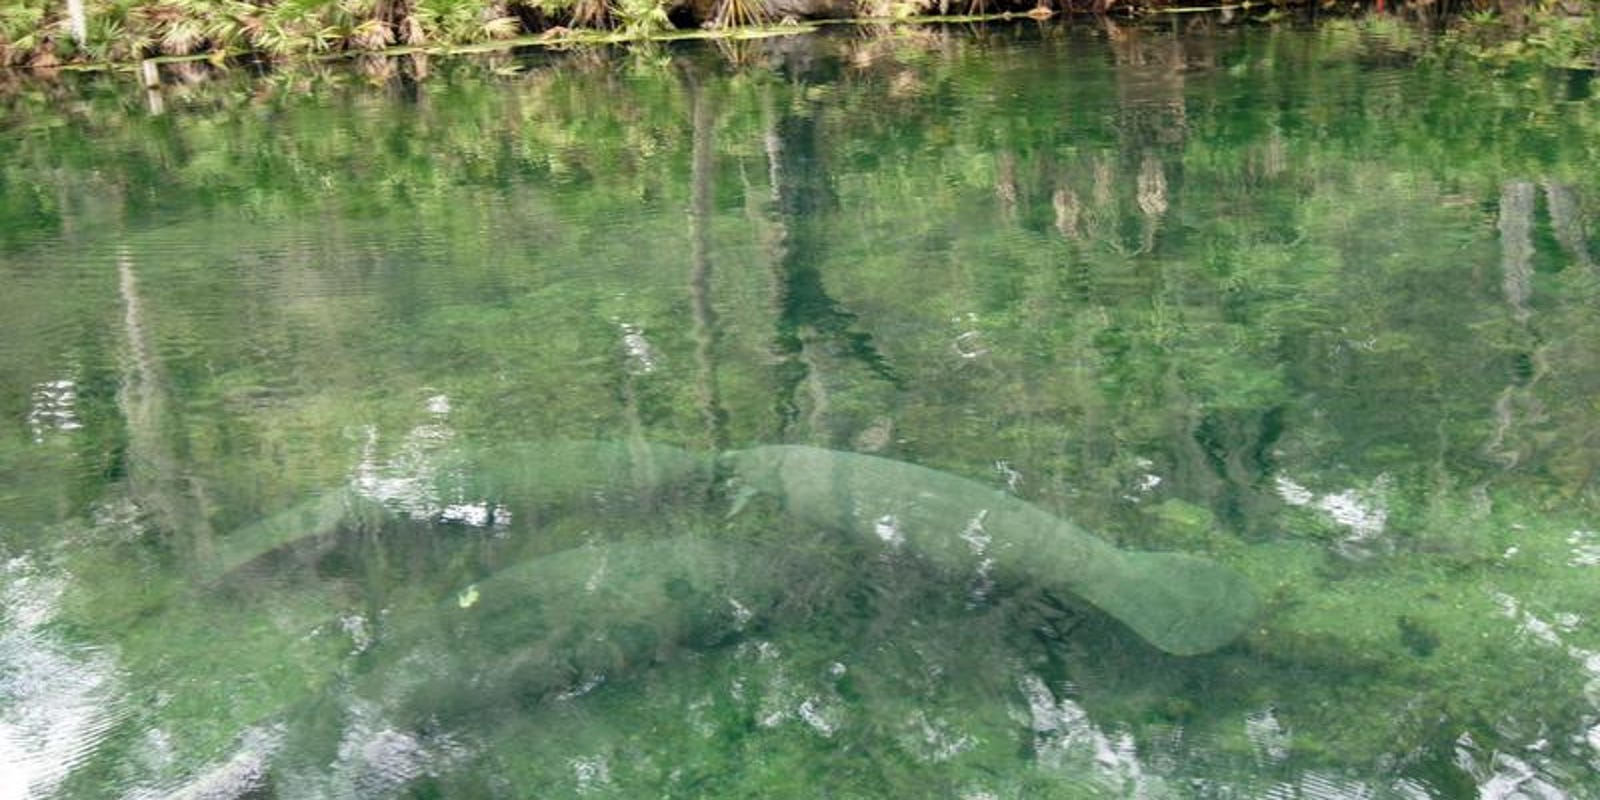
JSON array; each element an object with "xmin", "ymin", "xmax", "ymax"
[{"xmin": 3, "ymin": 18, "xmax": 1600, "ymax": 798}]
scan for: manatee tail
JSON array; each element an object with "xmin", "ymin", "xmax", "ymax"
[{"xmin": 1089, "ymin": 551, "xmax": 1258, "ymax": 656}]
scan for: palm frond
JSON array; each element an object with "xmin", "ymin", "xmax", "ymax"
[{"xmin": 712, "ymin": 0, "xmax": 769, "ymax": 29}]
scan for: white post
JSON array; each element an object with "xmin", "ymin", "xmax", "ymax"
[{"xmin": 65, "ymin": 0, "xmax": 88, "ymax": 45}]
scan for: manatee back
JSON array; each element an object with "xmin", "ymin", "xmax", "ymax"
[{"xmin": 726, "ymin": 444, "xmax": 1258, "ymax": 656}]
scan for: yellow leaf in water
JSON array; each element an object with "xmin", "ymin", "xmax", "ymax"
[{"xmin": 458, "ymin": 584, "xmax": 480, "ymax": 609}]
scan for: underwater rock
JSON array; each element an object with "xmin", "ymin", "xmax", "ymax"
[{"xmin": 722, "ymin": 444, "xmax": 1259, "ymax": 655}]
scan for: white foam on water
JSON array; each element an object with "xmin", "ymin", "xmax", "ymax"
[
  {"xmin": 728, "ymin": 596, "xmax": 754, "ymax": 628},
  {"xmin": 1492, "ymin": 593, "xmax": 1593, "ymax": 657},
  {"xmin": 1567, "ymin": 531, "xmax": 1600, "ymax": 568},
  {"xmin": 571, "ymin": 754, "xmax": 612, "ymax": 793},
  {"xmin": 1245, "ymin": 706, "xmax": 1290, "ymax": 764},
  {"xmin": 28, "ymin": 378, "xmax": 82, "ymax": 442},
  {"xmin": 1318, "ymin": 488, "xmax": 1388, "ymax": 544},
  {"xmin": 619, "ymin": 322, "xmax": 659, "ymax": 375},
  {"xmin": 1017, "ymin": 673, "xmax": 1157, "ymax": 797},
  {"xmin": 352, "ymin": 421, "xmax": 455, "ymax": 520},
  {"xmin": 1480, "ymin": 596, "xmax": 1599, "ymax": 795},
  {"xmin": 797, "ymin": 696, "xmax": 838, "ymax": 737},
  {"xmin": 873, "ymin": 514, "xmax": 905, "ymax": 548},
  {"xmin": 583, "ymin": 553, "xmax": 609, "ymax": 593},
  {"xmin": 953, "ymin": 330, "xmax": 989, "ymax": 360},
  {"xmin": 993, "ymin": 460, "xmax": 1022, "ymax": 492},
  {"xmin": 731, "ymin": 639, "xmax": 851, "ymax": 739},
  {"xmin": 1275, "ymin": 474, "xmax": 1390, "ymax": 556},
  {"xmin": 274, "ymin": 698, "xmax": 466, "ymax": 798},
  {"xmin": 1261, "ymin": 772, "xmax": 1370, "ymax": 800},
  {"xmin": 1455, "ymin": 733, "xmax": 1571, "ymax": 800},
  {"xmin": 1221, "ymin": 771, "xmax": 1432, "ymax": 800},
  {"xmin": 339, "ymin": 613, "xmax": 374, "ymax": 655},
  {"xmin": 350, "ymin": 398, "xmax": 511, "ymax": 531},
  {"xmin": 959, "ymin": 511, "xmax": 995, "ymax": 606},
  {"xmin": 120, "ymin": 725, "xmax": 282, "ymax": 800},
  {"xmin": 903, "ymin": 709, "xmax": 976, "ymax": 763},
  {"xmin": 959, "ymin": 511, "xmax": 991, "ymax": 554},
  {"xmin": 731, "ymin": 639, "xmax": 797, "ymax": 728},
  {"xmin": 1275, "ymin": 476, "xmax": 1316, "ymax": 506},
  {"xmin": 0, "ymin": 559, "xmax": 124, "ymax": 800},
  {"xmin": 438, "ymin": 502, "xmax": 509, "ymax": 527},
  {"xmin": 553, "ymin": 674, "xmax": 606, "ymax": 702},
  {"xmin": 1127, "ymin": 458, "xmax": 1163, "ymax": 499}
]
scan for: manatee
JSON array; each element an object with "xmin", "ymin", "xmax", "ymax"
[
  {"xmin": 347, "ymin": 535, "xmax": 817, "ymax": 728},
  {"xmin": 721, "ymin": 444, "xmax": 1258, "ymax": 655},
  {"xmin": 205, "ymin": 487, "xmax": 385, "ymax": 580},
  {"xmin": 436, "ymin": 439, "xmax": 716, "ymax": 515},
  {"xmin": 207, "ymin": 440, "xmax": 717, "ymax": 580}
]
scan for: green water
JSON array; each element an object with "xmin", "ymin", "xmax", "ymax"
[{"xmin": 3, "ymin": 17, "xmax": 1600, "ymax": 798}]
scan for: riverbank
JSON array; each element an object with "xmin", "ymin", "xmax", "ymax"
[{"xmin": 2, "ymin": 0, "xmax": 1391, "ymax": 69}]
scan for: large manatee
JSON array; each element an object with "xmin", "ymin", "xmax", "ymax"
[
  {"xmin": 257, "ymin": 533, "xmax": 853, "ymax": 794},
  {"xmin": 722, "ymin": 444, "xmax": 1258, "ymax": 655}
]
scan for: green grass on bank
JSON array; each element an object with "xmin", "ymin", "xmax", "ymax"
[{"xmin": 3, "ymin": 0, "xmax": 1361, "ymax": 68}]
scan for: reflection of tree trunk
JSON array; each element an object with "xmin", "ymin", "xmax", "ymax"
[
  {"xmin": 761, "ymin": 96, "xmax": 801, "ymax": 437},
  {"xmin": 54, "ymin": 175, "xmax": 76, "ymax": 242},
  {"xmin": 1498, "ymin": 181, "xmax": 1535, "ymax": 323},
  {"xmin": 687, "ymin": 77, "xmax": 728, "ymax": 451},
  {"xmin": 1543, "ymin": 181, "xmax": 1593, "ymax": 271},
  {"xmin": 117, "ymin": 247, "xmax": 215, "ymax": 563},
  {"xmin": 1486, "ymin": 181, "xmax": 1545, "ymax": 469},
  {"xmin": 1052, "ymin": 184, "xmax": 1081, "ymax": 242},
  {"xmin": 762, "ymin": 92, "xmax": 896, "ymax": 445},
  {"xmin": 1110, "ymin": 28, "xmax": 1188, "ymax": 256},
  {"xmin": 1156, "ymin": 340, "xmax": 1282, "ymax": 535},
  {"xmin": 1144, "ymin": 256, "xmax": 1279, "ymax": 534},
  {"xmin": 117, "ymin": 247, "xmax": 166, "ymax": 510},
  {"xmin": 996, "ymin": 150, "xmax": 1019, "ymax": 225},
  {"xmin": 1083, "ymin": 154, "xmax": 1121, "ymax": 252},
  {"xmin": 401, "ymin": 53, "xmax": 430, "ymax": 109},
  {"xmin": 1135, "ymin": 150, "xmax": 1167, "ymax": 253},
  {"xmin": 141, "ymin": 61, "xmax": 164, "ymax": 115},
  {"xmin": 1540, "ymin": 181, "xmax": 1598, "ymax": 493},
  {"xmin": 1500, "ymin": 0, "xmax": 1530, "ymax": 34}
]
